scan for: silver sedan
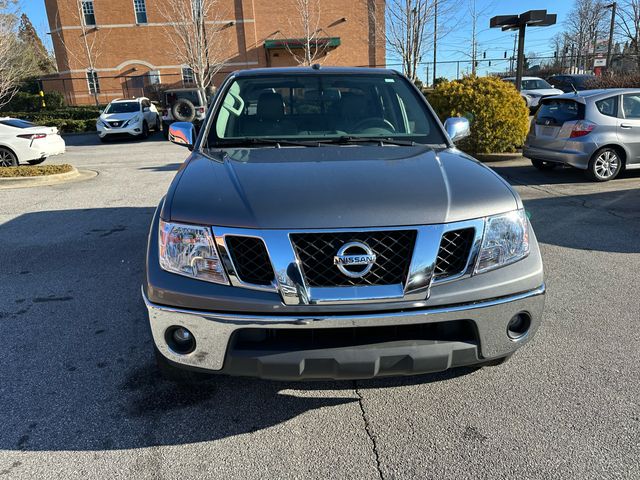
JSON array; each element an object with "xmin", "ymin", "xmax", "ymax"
[{"xmin": 524, "ymin": 88, "xmax": 640, "ymax": 181}]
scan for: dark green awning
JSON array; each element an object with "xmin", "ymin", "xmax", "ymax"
[{"xmin": 264, "ymin": 37, "xmax": 341, "ymax": 50}]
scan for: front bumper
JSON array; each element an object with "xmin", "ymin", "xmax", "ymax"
[
  {"xmin": 97, "ymin": 123, "xmax": 143, "ymax": 138},
  {"xmin": 144, "ymin": 285, "xmax": 545, "ymax": 380}
]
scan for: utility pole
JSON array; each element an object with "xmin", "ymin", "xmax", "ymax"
[
  {"xmin": 433, "ymin": 0, "xmax": 438, "ymax": 85},
  {"xmin": 606, "ymin": 2, "xmax": 617, "ymax": 71}
]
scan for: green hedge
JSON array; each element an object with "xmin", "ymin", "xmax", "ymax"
[
  {"xmin": 41, "ymin": 118, "xmax": 96, "ymax": 133},
  {"xmin": 0, "ymin": 107, "xmax": 100, "ymax": 133},
  {"xmin": 428, "ymin": 76, "xmax": 530, "ymax": 154}
]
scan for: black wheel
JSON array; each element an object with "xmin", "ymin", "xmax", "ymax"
[
  {"xmin": 155, "ymin": 116, "xmax": 161, "ymax": 132},
  {"xmin": 530, "ymin": 159, "xmax": 557, "ymax": 171},
  {"xmin": 162, "ymin": 122, "xmax": 170, "ymax": 139},
  {"xmin": 99, "ymin": 135, "xmax": 109, "ymax": 143},
  {"xmin": 154, "ymin": 346, "xmax": 210, "ymax": 383},
  {"xmin": 27, "ymin": 158, "xmax": 46, "ymax": 165},
  {"xmin": 142, "ymin": 121, "xmax": 150, "ymax": 139},
  {"xmin": 587, "ymin": 147, "xmax": 622, "ymax": 182},
  {"xmin": 171, "ymin": 98, "xmax": 196, "ymax": 122},
  {"xmin": 0, "ymin": 147, "xmax": 18, "ymax": 167}
]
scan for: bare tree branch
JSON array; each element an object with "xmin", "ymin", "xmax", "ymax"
[{"xmin": 158, "ymin": 0, "xmax": 231, "ymax": 89}]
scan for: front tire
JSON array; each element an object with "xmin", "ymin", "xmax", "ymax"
[
  {"xmin": 587, "ymin": 147, "xmax": 622, "ymax": 182},
  {"xmin": 142, "ymin": 121, "xmax": 150, "ymax": 139},
  {"xmin": 0, "ymin": 147, "xmax": 18, "ymax": 167},
  {"xmin": 531, "ymin": 158, "xmax": 557, "ymax": 171}
]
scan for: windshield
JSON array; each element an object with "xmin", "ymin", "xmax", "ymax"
[
  {"xmin": 105, "ymin": 101, "xmax": 140, "ymax": 114},
  {"xmin": 521, "ymin": 79, "xmax": 552, "ymax": 90},
  {"xmin": 206, "ymin": 73, "xmax": 446, "ymax": 147}
]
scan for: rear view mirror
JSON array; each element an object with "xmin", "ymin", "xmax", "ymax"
[
  {"xmin": 168, "ymin": 122, "xmax": 196, "ymax": 150},
  {"xmin": 443, "ymin": 117, "xmax": 471, "ymax": 143}
]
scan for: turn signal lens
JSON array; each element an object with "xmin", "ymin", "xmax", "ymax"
[{"xmin": 17, "ymin": 133, "xmax": 47, "ymax": 140}]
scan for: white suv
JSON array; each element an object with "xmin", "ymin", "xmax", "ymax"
[{"xmin": 96, "ymin": 97, "xmax": 160, "ymax": 141}]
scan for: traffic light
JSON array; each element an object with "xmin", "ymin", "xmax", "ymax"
[
  {"xmin": 504, "ymin": 51, "xmax": 507, "ymax": 58},
  {"xmin": 483, "ymin": 51, "xmax": 486, "ymax": 59}
]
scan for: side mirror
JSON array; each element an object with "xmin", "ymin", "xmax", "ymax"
[
  {"xmin": 443, "ymin": 117, "xmax": 470, "ymax": 143},
  {"xmin": 168, "ymin": 122, "xmax": 196, "ymax": 150}
]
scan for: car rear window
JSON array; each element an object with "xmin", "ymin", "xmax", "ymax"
[
  {"xmin": 596, "ymin": 96, "xmax": 618, "ymax": 117},
  {"xmin": 165, "ymin": 91, "xmax": 202, "ymax": 106},
  {"xmin": 0, "ymin": 119, "xmax": 35, "ymax": 129},
  {"xmin": 536, "ymin": 99, "xmax": 584, "ymax": 126}
]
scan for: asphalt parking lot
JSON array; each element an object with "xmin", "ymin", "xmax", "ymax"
[{"xmin": 1, "ymin": 133, "xmax": 638, "ymax": 479}]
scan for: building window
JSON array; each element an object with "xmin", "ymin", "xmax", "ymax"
[
  {"xmin": 182, "ymin": 66, "xmax": 195, "ymax": 85},
  {"xmin": 87, "ymin": 70, "xmax": 100, "ymax": 94},
  {"xmin": 82, "ymin": 0, "xmax": 96, "ymax": 26},
  {"xmin": 148, "ymin": 70, "xmax": 161, "ymax": 85},
  {"xmin": 133, "ymin": 0, "xmax": 148, "ymax": 24}
]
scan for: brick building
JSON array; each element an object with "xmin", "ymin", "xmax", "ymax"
[{"xmin": 43, "ymin": 0, "xmax": 386, "ymax": 105}]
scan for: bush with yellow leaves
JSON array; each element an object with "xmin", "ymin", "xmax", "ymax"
[{"xmin": 427, "ymin": 75, "xmax": 530, "ymax": 154}]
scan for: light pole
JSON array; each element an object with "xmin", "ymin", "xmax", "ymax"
[
  {"xmin": 490, "ymin": 10, "xmax": 557, "ymax": 92},
  {"xmin": 433, "ymin": 0, "xmax": 438, "ymax": 86},
  {"xmin": 605, "ymin": 2, "xmax": 617, "ymax": 71}
]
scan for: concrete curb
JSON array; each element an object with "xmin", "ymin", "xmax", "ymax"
[
  {"xmin": 0, "ymin": 167, "xmax": 97, "ymax": 189},
  {"xmin": 475, "ymin": 152, "xmax": 523, "ymax": 162}
]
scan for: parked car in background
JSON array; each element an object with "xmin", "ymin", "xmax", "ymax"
[
  {"xmin": 546, "ymin": 74, "xmax": 595, "ymax": 93},
  {"xmin": 96, "ymin": 97, "xmax": 160, "ymax": 141},
  {"xmin": 160, "ymin": 87, "xmax": 210, "ymax": 137},
  {"xmin": 503, "ymin": 76, "xmax": 563, "ymax": 112},
  {"xmin": 524, "ymin": 88, "xmax": 640, "ymax": 181},
  {"xmin": 0, "ymin": 118, "xmax": 65, "ymax": 167},
  {"xmin": 145, "ymin": 66, "xmax": 545, "ymax": 382}
]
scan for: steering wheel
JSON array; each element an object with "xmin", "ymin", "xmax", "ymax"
[{"xmin": 352, "ymin": 118, "xmax": 396, "ymax": 133}]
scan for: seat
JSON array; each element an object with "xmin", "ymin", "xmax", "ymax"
[{"xmin": 240, "ymin": 92, "xmax": 297, "ymax": 136}]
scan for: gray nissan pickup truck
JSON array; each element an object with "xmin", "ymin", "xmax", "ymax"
[{"xmin": 143, "ymin": 66, "xmax": 545, "ymax": 381}]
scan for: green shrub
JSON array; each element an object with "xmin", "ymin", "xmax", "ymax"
[
  {"xmin": 43, "ymin": 91, "xmax": 65, "ymax": 110},
  {"xmin": 1, "ymin": 92, "xmax": 41, "ymax": 112},
  {"xmin": 37, "ymin": 118, "xmax": 96, "ymax": 133},
  {"xmin": 427, "ymin": 75, "xmax": 530, "ymax": 154}
]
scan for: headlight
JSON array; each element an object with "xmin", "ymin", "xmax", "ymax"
[
  {"xmin": 475, "ymin": 209, "xmax": 529, "ymax": 274},
  {"xmin": 158, "ymin": 220, "xmax": 228, "ymax": 284},
  {"xmin": 124, "ymin": 116, "xmax": 140, "ymax": 127}
]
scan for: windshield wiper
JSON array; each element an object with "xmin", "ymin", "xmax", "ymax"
[
  {"xmin": 318, "ymin": 136, "xmax": 417, "ymax": 146},
  {"xmin": 215, "ymin": 137, "xmax": 322, "ymax": 148}
]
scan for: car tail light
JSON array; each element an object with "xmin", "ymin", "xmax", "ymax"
[
  {"xmin": 17, "ymin": 133, "xmax": 47, "ymax": 140},
  {"xmin": 569, "ymin": 120, "xmax": 596, "ymax": 138}
]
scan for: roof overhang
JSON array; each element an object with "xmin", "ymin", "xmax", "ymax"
[
  {"xmin": 490, "ymin": 10, "xmax": 556, "ymax": 31},
  {"xmin": 264, "ymin": 37, "xmax": 341, "ymax": 50}
]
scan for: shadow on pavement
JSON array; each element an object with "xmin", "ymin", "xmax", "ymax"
[
  {"xmin": 525, "ymin": 188, "xmax": 640, "ymax": 253},
  {"xmin": 138, "ymin": 163, "xmax": 183, "ymax": 172},
  {"xmin": 63, "ymin": 131, "xmax": 167, "ymax": 147},
  {"xmin": 0, "ymin": 207, "xmax": 478, "ymax": 452},
  {"xmin": 491, "ymin": 162, "xmax": 640, "ymax": 186}
]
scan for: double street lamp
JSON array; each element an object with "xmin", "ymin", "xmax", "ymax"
[{"xmin": 490, "ymin": 10, "xmax": 557, "ymax": 91}]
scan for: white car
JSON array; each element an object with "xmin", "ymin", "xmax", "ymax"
[
  {"xmin": 503, "ymin": 76, "xmax": 563, "ymax": 111},
  {"xmin": 0, "ymin": 118, "xmax": 66, "ymax": 167},
  {"xmin": 96, "ymin": 97, "xmax": 160, "ymax": 141}
]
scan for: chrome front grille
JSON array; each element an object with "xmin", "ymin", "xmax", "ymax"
[
  {"xmin": 214, "ymin": 219, "xmax": 483, "ymax": 306},
  {"xmin": 225, "ymin": 236, "xmax": 275, "ymax": 286},
  {"xmin": 434, "ymin": 228, "xmax": 475, "ymax": 279},
  {"xmin": 290, "ymin": 230, "xmax": 417, "ymax": 287}
]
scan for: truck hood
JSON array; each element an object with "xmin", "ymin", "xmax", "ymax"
[{"xmin": 166, "ymin": 145, "xmax": 519, "ymax": 229}]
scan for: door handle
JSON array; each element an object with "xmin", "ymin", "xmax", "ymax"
[{"xmin": 621, "ymin": 123, "xmax": 633, "ymax": 129}]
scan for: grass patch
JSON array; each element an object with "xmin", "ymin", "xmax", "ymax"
[{"xmin": 0, "ymin": 164, "xmax": 74, "ymax": 178}]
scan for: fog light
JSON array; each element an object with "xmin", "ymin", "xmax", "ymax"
[
  {"xmin": 165, "ymin": 326, "xmax": 196, "ymax": 354},
  {"xmin": 507, "ymin": 312, "xmax": 531, "ymax": 340}
]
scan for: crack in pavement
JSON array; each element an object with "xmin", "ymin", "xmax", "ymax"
[{"xmin": 354, "ymin": 382, "xmax": 384, "ymax": 480}]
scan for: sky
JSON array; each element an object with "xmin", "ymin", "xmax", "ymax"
[{"xmin": 21, "ymin": 0, "xmax": 575, "ymax": 81}]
